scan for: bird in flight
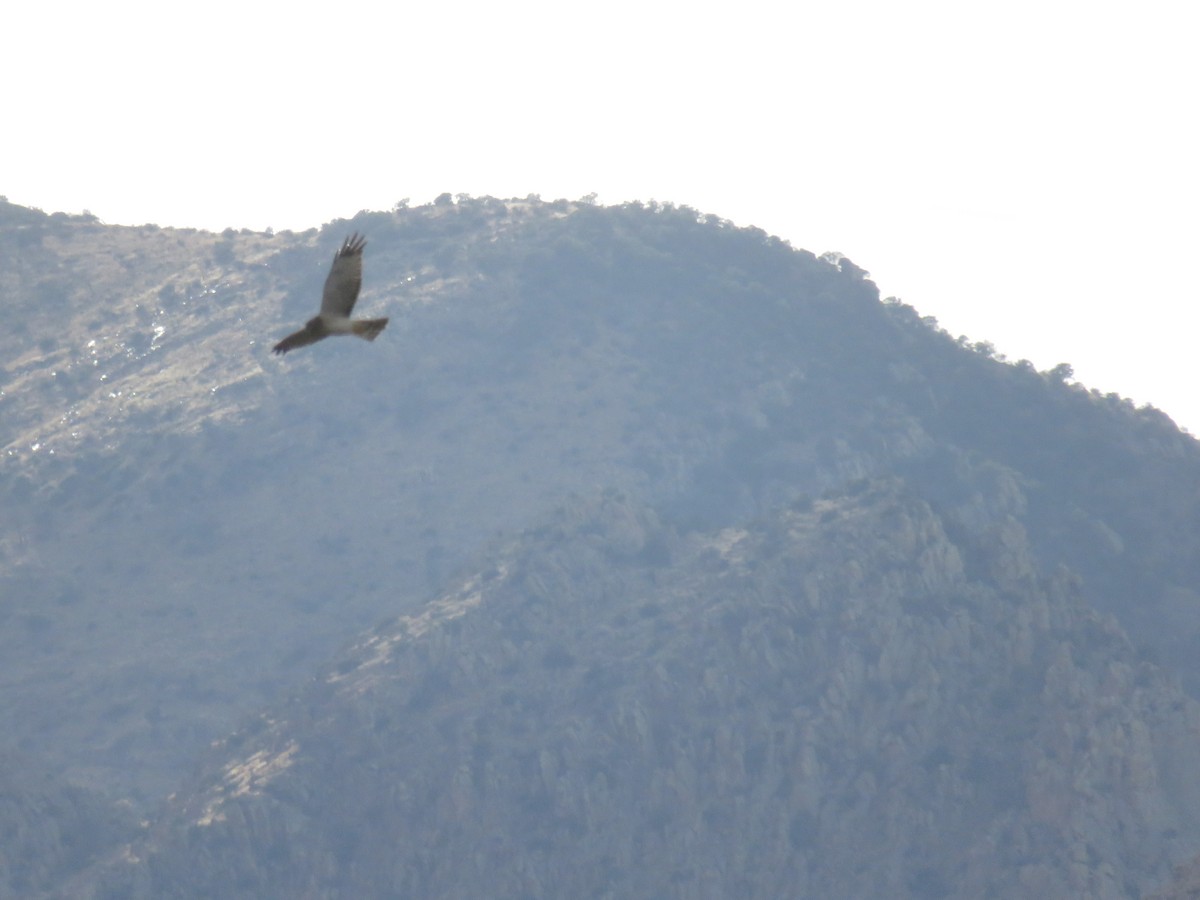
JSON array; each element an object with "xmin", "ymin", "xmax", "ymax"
[{"xmin": 272, "ymin": 233, "xmax": 389, "ymax": 355}]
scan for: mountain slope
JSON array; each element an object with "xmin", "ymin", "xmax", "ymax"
[
  {"xmin": 88, "ymin": 485, "xmax": 1200, "ymax": 898},
  {"xmin": 0, "ymin": 751, "xmax": 135, "ymax": 899},
  {"xmin": 3, "ymin": 195, "xmax": 1200, "ymax": 895}
]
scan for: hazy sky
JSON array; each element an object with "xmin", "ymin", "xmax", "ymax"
[{"xmin": 5, "ymin": 1, "xmax": 1198, "ymax": 431}]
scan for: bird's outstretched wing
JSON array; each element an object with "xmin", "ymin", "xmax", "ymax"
[
  {"xmin": 272, "ymin": 327, "xmax": 323, "ymax": 355},
  {"xmin": 320, "ymin": 233, "xmax": 367, "ymax": 317}
]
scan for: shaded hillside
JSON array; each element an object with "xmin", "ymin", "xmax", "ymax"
[
  {"xmin": 0, "ymin": 752, "xmax": 135, "ymax": 899},
  {"xmin": 87, "ymin": 486, "xmax": 1200, "ymax": 898},
  {"xmin": 3, "ymin": 195, "xmax": 1200, "ymax": 895},
  {"xmin": 1149, "ymin": 854, "xmax": 1200, "ymax": 900}
]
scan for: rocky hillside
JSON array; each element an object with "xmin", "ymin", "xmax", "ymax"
[
  {"xmin": 3, "ymin": 195, "xmax": 1200, "ymax": 895},
  {"xmin": 87, "ymin": 485, "xmax": 1200, "ymax": 898},
  {"xmin": 0, "ymin": 752, "xmax": 136, "ymax": 899}
]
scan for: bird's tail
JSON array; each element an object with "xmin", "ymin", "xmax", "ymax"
[{"xmin": 353, "ymin": 318, "xmax": 389, "ymax": 342}]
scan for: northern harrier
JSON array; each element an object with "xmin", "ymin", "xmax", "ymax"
[{"xmin": 272, "ymin": 233, "xmax": 389, "ymax": 355}]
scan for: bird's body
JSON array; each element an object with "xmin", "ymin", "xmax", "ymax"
[{"xmin": 273, "ymin": 233, "xmax": 388, "ymax": 355}]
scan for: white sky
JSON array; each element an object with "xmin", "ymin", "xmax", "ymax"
[{"xmin": 4, "ymin": 0, "xmax": 1198, "ymax": 432}]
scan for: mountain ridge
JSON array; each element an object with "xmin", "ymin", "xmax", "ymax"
[{"xmin": 3, "ymin": 194, "xmax": 1200, "ymax": 895}]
